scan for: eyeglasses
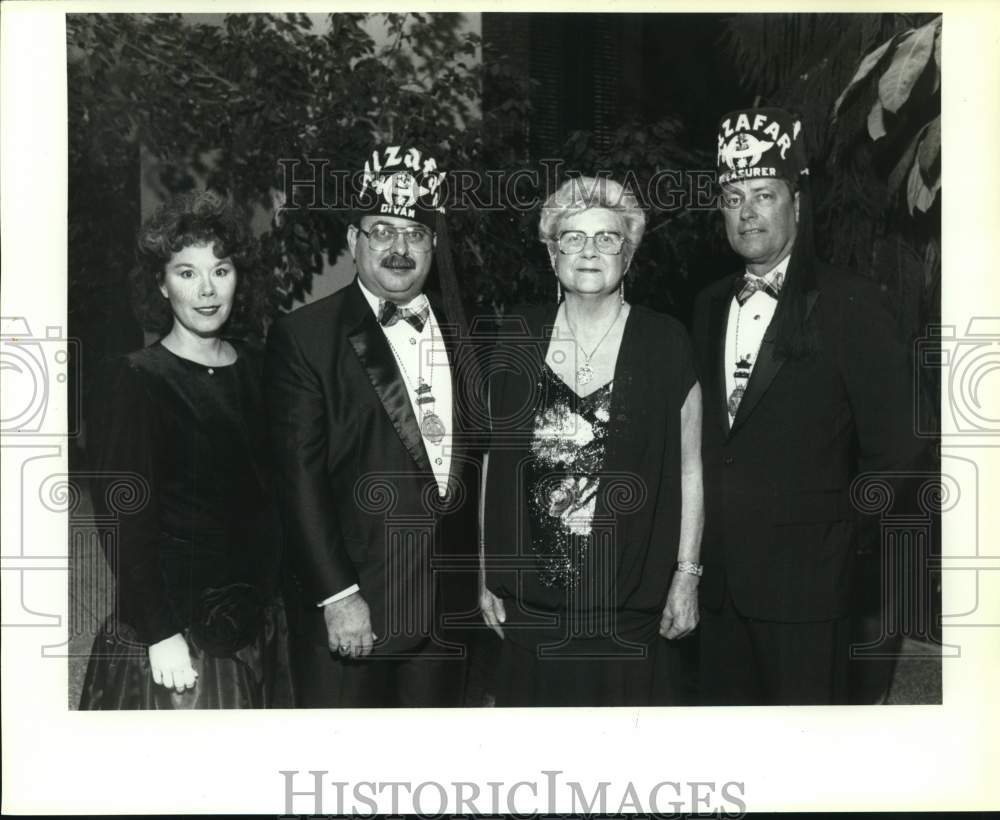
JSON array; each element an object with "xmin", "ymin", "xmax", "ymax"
[
  {"xmin": 358, "ymin": 223, "xmax": 435, "ymax": 253},
  {"xmin": 556, "ymin": 230, "xmax": 626, "ymax": 255}
]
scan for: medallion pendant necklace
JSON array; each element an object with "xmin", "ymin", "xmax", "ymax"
[
  {"xmin": 728, "ymin": 303, "xmax": 755, "ymax": 417},
  {"xmin": 385, "ymin": 330, "xmax": 447, "ymax": 445},
  {"xmin": 563, "ymin": 300, "xmax": 624, "ymax": 386}
]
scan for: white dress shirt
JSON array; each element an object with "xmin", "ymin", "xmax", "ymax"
[
  {"xmin": 320, "ymin": 278, "xmax": 455, "ymax": 606},
  {"xmin": 723, "ymin": 257, "xmax": 789, "ymax": 427}
]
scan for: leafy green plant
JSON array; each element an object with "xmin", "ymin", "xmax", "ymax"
[{"xmin": 834, "ymin": 15, "xmax": 941, "ymax": 217}]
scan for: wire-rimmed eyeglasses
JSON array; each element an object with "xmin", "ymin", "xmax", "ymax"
[
  {"xmin": 556, "ymin": 230, "xmax": 626, "ymax": 255},
  {"xmin": 358, "ymin": 223, "xmax": 435, "ymax": 253}
]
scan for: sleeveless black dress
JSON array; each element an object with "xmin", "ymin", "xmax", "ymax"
[{"xmin": 484, "ymin": 305, "xmax": 699, "ymax": 706}]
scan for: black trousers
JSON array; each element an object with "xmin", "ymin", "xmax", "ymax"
[
  {"xmin": 284, "ymin": 586, "xmax": 469, "ymax": 708},
  {"xmin": 698, "ymin": 586, "xmax": 851, "ymax": 706},
  {"xmin": 291, "ymin": 635, "xmax": 467, "ymax": 708}
]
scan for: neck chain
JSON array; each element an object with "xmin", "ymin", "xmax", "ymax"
[
  {"xmin": 733, "ymin": 303, "xmax": 754, "ymax": 368},
  {"xmin": 728, "ymin": 303, "xmax": 755, "ymax": 418},
  {"xmin": 384, "ymin": 328, "xmax": 447, "ymax": 445},
  {"xmin": 563, "ymin": 302, "xmax": 624, "ymax": 385}
]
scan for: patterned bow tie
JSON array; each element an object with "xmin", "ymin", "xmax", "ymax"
[
  {"xmin": 378, "ymin": 299, "xmax": 429, "ymax": 332},
  {"xmin": 736, "ymin": 271, "xmax": 785, "ymax": 305}
]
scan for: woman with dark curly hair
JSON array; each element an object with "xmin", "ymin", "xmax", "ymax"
[{"xmin": 80, "ymin": 189, "xmax": 293, "ymax": 709}]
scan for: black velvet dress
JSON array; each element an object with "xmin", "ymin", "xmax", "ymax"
[{"xmin": 79, "ymin": 341, "xmax": 293, "ymax": 709}]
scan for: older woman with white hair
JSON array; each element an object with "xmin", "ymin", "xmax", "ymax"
[{"xmin": 479, "ymin": 176, "xmax": 703, "ymax": 706}]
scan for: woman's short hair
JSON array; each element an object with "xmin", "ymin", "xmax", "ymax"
[
  {"xmin": 131, "ymin": 189, "xmax": 264, "ymax": 337},
  {"xmin": 539, "ymin": 176, "xmax": 647, "ymax": 257}
]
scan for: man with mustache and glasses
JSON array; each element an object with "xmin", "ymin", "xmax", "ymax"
[
  {"xmin": 690, "ymin": 108, "xmax": 924, "ymax": 705},
  {"xmin": 267, "ymin": 144, "xmax": 477, "ymax": 707}
]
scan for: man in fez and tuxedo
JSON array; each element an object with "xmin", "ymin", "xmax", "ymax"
[
  {"xmin": 690, "ymin": 108, "xmax": 924, "ymax": 704},
  {"xmin": 267, "ymin": 144, "xmax": 476, "ymax": 707}
]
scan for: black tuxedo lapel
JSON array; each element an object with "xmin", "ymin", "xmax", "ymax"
[
  {"xmin": 707, "ymin": 279, "xmax": 736, "ymax": 437},
  {"xmin": 729, "ymin": 285, "xmax": 819, "ymax": 435},
  {"xmin": 345, "ymin": 285, "xmax": 432, "ymax": 474}
]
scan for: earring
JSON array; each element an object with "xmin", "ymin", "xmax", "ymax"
[
  {"xmin": 556, "ymin": 279, "xmax": 562, "ymax": 303},
  {"xmin": 619, "ymin": 279, "xmax": 625, "ymax": 305}
]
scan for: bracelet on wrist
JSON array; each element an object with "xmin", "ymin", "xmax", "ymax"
[{"xmin": 675, "ymin": 560, "xmax": 703, "ymax": 577}]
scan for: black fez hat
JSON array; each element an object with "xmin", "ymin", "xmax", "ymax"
[
  {"xmin": 716, "ymin": 107, "xmax": 809, "ymax": 186},
  {"xmin": 358, "ymin": 144, "xmax": 446, "ymax": 230}
]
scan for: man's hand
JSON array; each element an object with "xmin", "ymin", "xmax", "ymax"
[
  {"xmin": 148, "ymin": 633, "xmax": 198, "ymax": 693},
  {"xmin": 324, "ymin": 592, "xmax": 376, "ymax": 658},
  {"xmin": 659, "ymin": 572, "xmax": 699, "ymax": 640},
  {"xmin": 479, "ymin": 587, "xmax": 506, "ymax": 639}
]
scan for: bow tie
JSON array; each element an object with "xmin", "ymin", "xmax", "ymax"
[
  {"xmin": 378, "ymin": 299, "xmax": 429, "ymax": 332},
  {"xmin": 735, "ymin": 271, "xmax": 785, "ymax": 305}
]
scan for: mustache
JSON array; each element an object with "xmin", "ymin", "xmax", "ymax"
[{"xmin": 381, "ymin": 253, "xmax": 416, "ymax": 270}]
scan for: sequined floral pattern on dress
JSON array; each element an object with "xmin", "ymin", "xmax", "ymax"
[{"xmin": 526, "ymin": 364, "xmax": 613, "ymax": 588}]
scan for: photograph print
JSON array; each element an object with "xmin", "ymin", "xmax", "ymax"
[{"xmin": 63, "ymin": 10, "xmax": 944, "ymax": 711}]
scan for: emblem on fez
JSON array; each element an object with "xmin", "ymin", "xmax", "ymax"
[
  {"xmin": 720, "ymin": 132, "xmax": 775, "ymax": 171},
  {"xmin": 380, "ymin": 170, "xmax": 427, "ymax": 209},
  {"xmin": 547, "ymin": 478, "xmax": 578, "ymax": 517}
]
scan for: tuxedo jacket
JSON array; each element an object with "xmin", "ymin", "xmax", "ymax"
[
  {"xmin": 691, "ymin": 256, "xmax": 923, "ymax": 622},
  {"xmin": 266, "ymin": 280, "xmax": 479, "ymax": 652}
]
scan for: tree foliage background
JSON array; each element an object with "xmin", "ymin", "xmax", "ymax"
[
  {"xmin": 67, "ymin": 12, "xmax": 732, "ymax": 344},
  {"xmin": 68, "ymin": 11, "xmax": 939, "ymax": 375}
]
